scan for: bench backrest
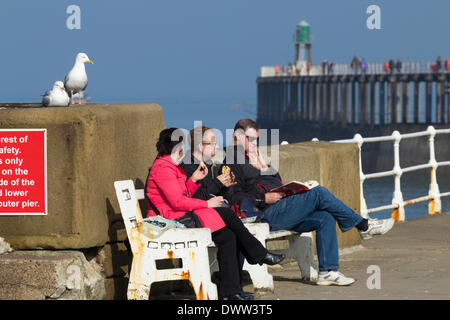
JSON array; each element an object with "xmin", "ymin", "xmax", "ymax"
[{"xmin": 114, "ymin": 180, "xmax": 144, "ymax": 241}]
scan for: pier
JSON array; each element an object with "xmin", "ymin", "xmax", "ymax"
[
  {"xmin": 257, "ymin": 72, "xmax": 450, "ymax": 174},
  {"xmin": 258, "ymin": 72, "xmax": 450, "ymax": 131}
]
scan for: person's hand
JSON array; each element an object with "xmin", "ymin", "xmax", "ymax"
[
  {"xmin": 265, "ymin": 192, "xmax": 284, "ymax": 204},
  {"xmin": 191, "ymin": 162, "xmax": 208, "ymax": 183},
  {"xmin": 257, "ymin": 148, "xmax": 268, "ymax": 169},
  {"xmin": 217, "ymin": 172, "xmax": 237, "ymax": 187},
  {"xmin": 248, "ymin": 151, "xmax": 261, "ymax": 170},
  {"xmin": 248, "ymin": 148, "xmax": 268, "ymax": 170},
  {"xmin": 207, "ymin": 196, "xmax": 224, "ymax": 208}
]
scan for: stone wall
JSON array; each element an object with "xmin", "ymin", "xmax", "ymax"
[{"xmin": 0, "ymin": 103, "xmax": 164, "ymax": 249}]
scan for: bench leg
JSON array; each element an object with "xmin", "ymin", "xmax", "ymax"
[
  {"xmin": 287, "ymin": 232, "xmax": 318, "ymax": 281},
  {"xmin": 243, "ymin": 261, "xmax": 274, "ymax": 292},
  {"xmin": 243, "ymin": 223, "xmax": 274, "ymax": 291},
  {"xmin": 186, "ymin": 247, "xmax": 218, "ymax": 300},
  {"xmin": 127, "ymin": 255, "xmax": 152, "ymax": 300}
]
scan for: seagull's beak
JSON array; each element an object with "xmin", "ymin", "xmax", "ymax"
[
  {"xmin": 87, "ymin": 60, "xmax": 94, "ymax": 64},
  {"xmin": 61, "ymin": 86, "xmax": 65, "ymax": 91}
]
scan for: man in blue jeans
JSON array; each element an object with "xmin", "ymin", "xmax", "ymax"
[{"xmin": 221, "ymin": 119, "xmax": 395, "ymax": 286}]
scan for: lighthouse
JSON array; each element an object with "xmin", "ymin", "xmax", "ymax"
[{"xmin": 294, "ymin": 20, "xmax": 312, "ymax": 73}]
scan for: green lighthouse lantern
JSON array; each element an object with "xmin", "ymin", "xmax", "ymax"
[{"xmin": 296, "ymin": 20, "xmax": 311, "ymax": 44}]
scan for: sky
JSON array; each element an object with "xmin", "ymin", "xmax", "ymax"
[{"xmin": 0, "ymin": 1, "xmax": 449, "ymax": 107}]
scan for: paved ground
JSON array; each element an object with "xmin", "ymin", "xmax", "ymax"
[{"xmin": 250, "ymin": 212, "xmax": 450, "ymax": 300}]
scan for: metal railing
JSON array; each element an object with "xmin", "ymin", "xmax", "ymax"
[
  {"xmin": 261, "ymin": 61, "xmax": 449, "ymax": 77},
  {"xmin": 314, "ymin": 126, "xmax": 450, "ymax": 221}
]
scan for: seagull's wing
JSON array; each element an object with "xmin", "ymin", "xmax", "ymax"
[
  {"xmin": 40, "ymin": 90, "xmax": 51, "ymax": 97},
  {"xmin": 81, "ymin": 79, "xmax": 88, "ymax": 92},
  {"xmin": 64, "ymin": 71, "xmax": 69, "ymax": 84},
  {"xmin": 42, "ymin": 94, "xmax": 51, "ymax": 107}
]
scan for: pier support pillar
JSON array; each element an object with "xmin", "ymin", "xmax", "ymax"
[
  {"xmin": 414, "ymin": 81, "xmax": 420, "ymax": 123},
  {"xmin": 379, "ymin": 80, "xmax": 385, "ymax": 125},
  {"xmin": 426, "ymin": 81, "xmax": 432, "ymax": 123}
]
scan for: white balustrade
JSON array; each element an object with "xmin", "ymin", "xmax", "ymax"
[{"xmin": 314, "ymin": 126, "xmax": 450, "ymax": 221}]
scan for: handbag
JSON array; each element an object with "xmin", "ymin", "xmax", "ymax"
[{"xmin": 175, "ymin": 210, "xmax": 203, "ymax": 228}]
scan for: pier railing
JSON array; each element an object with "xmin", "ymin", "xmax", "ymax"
[
  {"xmin": 316, "ymin": 126, "xmax": 450, "ymax": 221},
  {"xmin": 261, "ymin": 61, "xmax": 448, "ymax": 77}
]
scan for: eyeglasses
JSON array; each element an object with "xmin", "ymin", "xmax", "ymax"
[{"xmin": 202, "ymin": 141, "xmax": 217, "ymax": 146}]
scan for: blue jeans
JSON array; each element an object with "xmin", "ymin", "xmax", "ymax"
[{"xmin": 262, "ymin": 186, "xmax": 363, "ymax": 271}]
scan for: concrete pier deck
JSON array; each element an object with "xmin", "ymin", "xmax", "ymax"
[{"xmin": 254, "ymin": 212, "xmax": 450, "ymax": 300}]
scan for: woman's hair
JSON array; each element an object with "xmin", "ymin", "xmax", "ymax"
[
  {"xmin": 156, "ymin": 128, "xmax": 184, "ymax": 155},
  {"xmin": 189, "ymin": 125, "xmax": 212, "ymax": 153}
]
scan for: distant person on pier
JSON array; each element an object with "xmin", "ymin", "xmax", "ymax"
[
  {"xmin": 293, "ymin": 64, "xmax": 299, "ymax": 76},
  {"xmin": 396, "ymin": 59, "xmax": 402, "ymax": 73},
  {"xmin": 384, "ymin": 61, "xmax": 390, "ymax": 73},
  {"xmin": 436, "ymin": 56, "xmax": 442, "ymax": 72},
  {"xmin": 389, "ymin": 59, "xmax": 395, "ymax": 74},
  {"xmin": 360, "ymin": 58, "xmax": 368, "ymax": 75},
  {"xmin": 350, "ymin": 56, "xmax": 359, "ymax": 75},
  {"xmin": 328, "ymin": 62, "xmax": 334, "ymax": 75},
  {"xmin": 221, "ymin": 119, "xmax": 395, "ymax": 286},
  {"xmin": 306, "ymin": 63, "xmax": 311, "ymax": 75},
  {"xmin": 445, "ymin": 58, "xmax": 450, "ymax": 72},
  {"xmin": 322, "ymin": 59, "xmax": 328, "ymax": 75}
]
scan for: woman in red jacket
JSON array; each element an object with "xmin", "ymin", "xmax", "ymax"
[{"xmin": 146, "ymin": 128, "xmax": 284, "ymax": 300}]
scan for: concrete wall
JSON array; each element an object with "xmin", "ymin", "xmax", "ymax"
[
  {"xmin": 0, "ymin": 103, "xmax": 165, "ymax": 249},
  {"xmin": 262, "ymin": 141, "xmax": 361, "ymax": 249}
]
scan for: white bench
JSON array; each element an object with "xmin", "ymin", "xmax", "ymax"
[
  {"xmin": 114, "ymin": 179, "xmax": 318, "ymax": 299},
  {"xmin": 114, "ymin": 180, "xmax": 218, "ymax": 300}
]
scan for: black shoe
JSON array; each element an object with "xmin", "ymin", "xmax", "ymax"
[
  {"xmin": 220, "ymin": 293, "xmax": 248, "ymax": 300},
  {"xmin": 240, "ymin": 291, "xmax": 254, "ymax": 300},
  {"xmin": 260, "ymin": 252, "xmax": 285, "ymax": 265}
]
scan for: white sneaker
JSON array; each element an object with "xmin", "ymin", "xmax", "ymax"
[
  {"xmin": 359, "ymin": 218, "xmax": 395, "ymax": 240},
  {"xmin": 316, "ymin": 271, "xmax": 355, "ymax": 286}
]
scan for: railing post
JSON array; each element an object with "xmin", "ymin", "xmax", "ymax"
[
  {"xmin": 427, "ymin": 126, "xmax": 442, "ymax": 215},
  {"xmin": 391, "ymin": 130, "xmax": 405, "ymax": 221},
  {"xmin": 354, "ymin": 134, "xmax": 368, "ymax": 218}
]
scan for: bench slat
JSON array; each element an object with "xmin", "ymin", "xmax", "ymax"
[{"xmin": 266, "ymin": 230, "xmax": 299, "ymax": 239}]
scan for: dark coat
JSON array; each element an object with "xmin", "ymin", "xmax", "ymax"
[
  {"xmin": 221, "ymin": 145, "xmax": 283, "ymax": 211},
  {"xmin": 179, "ymin": 153, "xmax": 224, "ymax": 201}
]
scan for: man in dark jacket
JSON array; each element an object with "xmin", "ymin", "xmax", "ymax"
[{"xmin": 221, "ymin": 119, "xmax": 395, "ymax": 286}]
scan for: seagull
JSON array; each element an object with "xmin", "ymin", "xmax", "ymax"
[
  {"xmin": 64, "ymin": 52, "xmax": 93, "ymax": 104},
  {"xmin": 42, "ymin": 81, "xmax": 70, "ymax": 107}
]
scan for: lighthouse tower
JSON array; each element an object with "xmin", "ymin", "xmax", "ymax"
[{"xmin": 294, "ymin": 20, "xmax": 312, "ymax": 73}]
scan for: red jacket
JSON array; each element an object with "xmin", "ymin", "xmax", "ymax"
[{"xmin": 145, "ymin": 154, "xmax": 226, "ymax": 233}]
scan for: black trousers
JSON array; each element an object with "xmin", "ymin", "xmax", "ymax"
[{"xmin": 211, "ymin": 207, "xmax": 267, "ymax": 298}]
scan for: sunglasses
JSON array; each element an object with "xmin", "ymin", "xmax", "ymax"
[{"xmin": 245, "ymin": 134, "xmax": 259, "ymax": 143}]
